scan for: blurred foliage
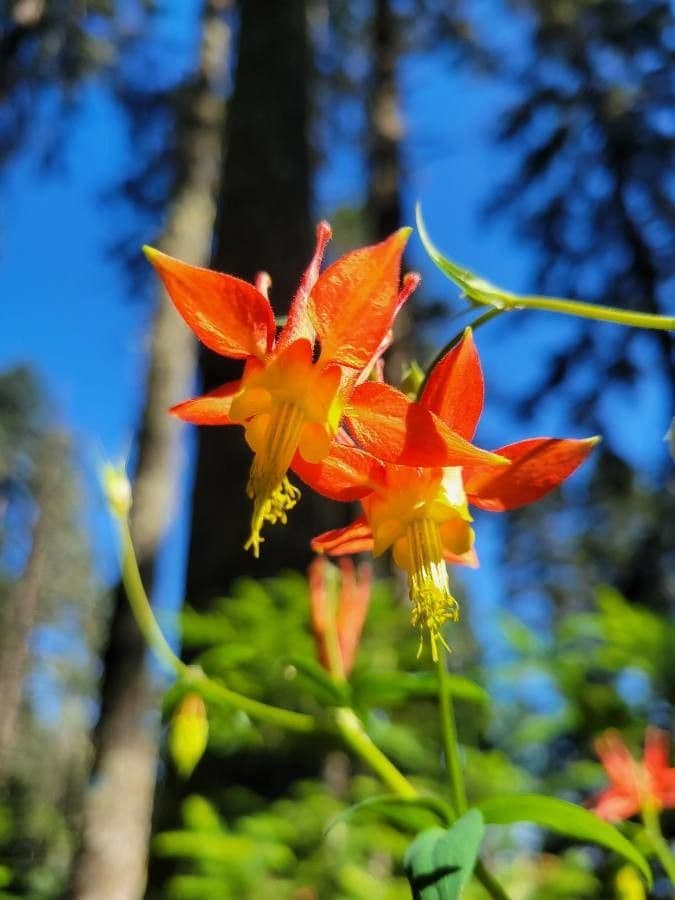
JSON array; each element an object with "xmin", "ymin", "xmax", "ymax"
[{"xmin": 150, "ymin": 567, "xmax": 672, "ymax": 898}]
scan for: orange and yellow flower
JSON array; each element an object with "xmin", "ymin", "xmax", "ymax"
[
  {"xmin": 299, "ymin": 328, "xmax": 598, "ymax": 658},
  {"xmin": 145, "ymin": 228, "xmax": 504, "ymax": 555},
  {"xmin": 308, "ymin": 556, "xmax": 372, "ymax": 678},
  {"xmin": 592, "ymin": 728, "xmax": 675, "ymax": 822}
]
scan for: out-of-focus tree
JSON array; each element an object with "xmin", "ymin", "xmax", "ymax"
[
  {"xmin": 184, "ymin": 0, "xmax": 328, "ymax": 603},
  {"xmin": 0, "ymin": 367, "xmax": 102, "ymax": 897},
  {"xmin": 69, "ymin": 3, "xmax": 232, "ymax": 898},
  {"xmin": 485, "ymin": 0, "xmax": 674, "ymax": 624},
  {"xmin": 0, "ymin": 0, "xmax": 121, "ymax": 169}
]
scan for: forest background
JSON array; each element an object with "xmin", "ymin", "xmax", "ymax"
[{"xmin": 0, "ymin": 0, "xmax": 673, "ymax": 898}]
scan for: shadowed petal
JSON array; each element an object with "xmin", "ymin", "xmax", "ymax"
[
  {"xmin": 466, "ymin": 436, "xmax": 600, "ymax": 512},
  {"xmin": 345, "ymin": 381, "xmax": 508, "ymax": 468},
  {"xmin": 420, "ymin": 328, "xmax": 484, "ymax": 439},
  {"xmin": 311, "ymin": 517, "xmax": 374, "ymax": 555},
  {"xmin": 292, "ymin": 442, "xmax": 382, "ymax": 501},
  {"xmin": 144, "ymin": 247, "xmax": 275, "ymax": 359}
]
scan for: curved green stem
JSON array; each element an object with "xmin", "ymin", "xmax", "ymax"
[
  {"xmin": 116, "ymin": 515, "xmax": 316, "ymax": 734},
  {"xmin": 334, "ymin": 707, "xmax": 417, "ymax": 798},
  {"xmin": 334, "ymin": 706, "xmax": 511, "ymax": 900},
  {"xmin": 416, "ymin": 204, "xmax": 675, "ymax": 332},
  {"xmin": 478, "ymin": 289, "xmax": 675, "ymax": 331},
  {"xmin": 418, "ymin": 308, "xmax": 504, "ymax": 398},
  {"xmin": 642, "ymin": 802, "xmax": 675, "ymax": 884},
  {"xmin": 436, "ymin": 651, "xmax": 468, "ymax": 814}
]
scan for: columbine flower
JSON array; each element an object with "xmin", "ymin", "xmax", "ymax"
[
  {"xmin": 592, "ymin": 728, "xmax": 675, "ymax": 821},
  {"xmin": 145, "ymin": 228, "xmax": 504, "ymax": 555},
  {"xmin": 308, "ymin": 556, "xmax": 372, "ymax": 678},
  {"xmin": 298, "ymin": 328, "xmax": 598, "ymax": 659}
]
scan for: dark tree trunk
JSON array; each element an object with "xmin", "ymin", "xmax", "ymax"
[
  {"xmin": 185, "ymin": 0, "xmax": 342, "ymax": 605},
  {"xmin": 68, "ymin": 5, "xmax": 230, "ymax": 898},
  {"xmin": 366, "ymin": 0, "xmax": 403, "ymax": 241}
]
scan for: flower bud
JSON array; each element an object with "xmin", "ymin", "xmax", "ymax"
[{"xmin": 169, "ymin": 692, "xmax": 208, "ymax": 778}]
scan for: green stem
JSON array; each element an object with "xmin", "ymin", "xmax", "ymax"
[
  {"xmin": 418, "ymin": 308, "xmax": 503, "ymax": 398},
  {"xmin": 333, "ymin": 707, "xmax": 511, "ymax": 900},
  {"xmin": 474, "ymin": 861, "xmax": 511, "ymax": 900},
  {"xmin": 642, "ymin": 803, "xmax": 675, "ymax": 884},
  {"xmin": 415, "ymin": 204, "xmax": 675, "ymax": 332},
  {"xmin": 436, "ymin": 651, "xmax": 468, "ymax": 814},
  {"xmin": 334, "ymin": 707, "xmax": 417, "ymax": 798},
  {"xmin": 117, "ymin": 516, "xmax": 316, "ymax": 734},
  {"xmin": 478, "ymin": 289, "xmax": 675, "ymax": 331}
]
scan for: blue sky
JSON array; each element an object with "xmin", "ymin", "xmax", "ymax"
[{"xmin": 1, "ymin": 2, "xmax": 671, "ymax": 664}]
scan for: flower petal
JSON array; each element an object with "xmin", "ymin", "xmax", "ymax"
[
  {"xmin": 292, "ymin": 442, "xmax": 381, "ymax": 501},
  {"xmin": 644, "ymin": 727, "xmax": 670, "ymax": 776},
  {"xmin": 311, "ymin": 517, "xmax": 375, "ymax": 555},
  {"xmin": 420, "ymin": 327, "xmax": 484, "ymax": 439},
  {"xmin": 278, "ymin": 221, "xmax": 332, "ymax": 350},
  {"xmin": 309, "ymin": 229, "xmax": 413, "ymax": 369},
  {"xmin": 465, "ymin": 436, "xmax": 599, "ymax": 512},
  {"xmin": 143, "ymin": 247, "xmax": 275, "ymax": 359},
  {"xmin": 591, "ymin": 787, "xmax": 640, "ymax": 822},
  {"xmin": 345, "ymin": 381, "xmax": 508, "ymax": 468},
  {"xmin": 170, "ymin": 380, "xmax": 241, "ymax": 425}
]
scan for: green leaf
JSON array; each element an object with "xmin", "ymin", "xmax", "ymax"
[
  {"xmin": 478, "ymin": 794, "xmax": 652, "ymax": 886},
  {"xmin": 325, "ymin": 794, "xmax": 452, "ymax": 836},
  {"xmin": 404, "ymin": 810, "xmax": 484, "ymax": 899}
]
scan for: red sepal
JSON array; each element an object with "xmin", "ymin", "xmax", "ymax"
[{"xmin": 466, "ymin": 436, "xmax": 599, "ymax": 512}]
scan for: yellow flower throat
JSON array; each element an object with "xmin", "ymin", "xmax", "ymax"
[
  {"xmin": 405, "ymin": 517, "xmax": 459, "ymax": 661},
  {"xmin": 244, "ymin": 401, "xmax": 304, "ymax": 557}
]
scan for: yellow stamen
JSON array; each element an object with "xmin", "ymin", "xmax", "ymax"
[
  {"xmin": 244, "ymin": 402, "xmax": 304, "ymax": 557},
  {"xmin": 406, "ymin": 517, "xmax": 459, "ymax": 661}
]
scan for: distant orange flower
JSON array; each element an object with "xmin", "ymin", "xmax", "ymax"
[
  {"xmin": 299, "ymin": 329, "xmax": 598, "ymax": 658},
  {"xmin": 308, "ymin": 556, "xmax": 372, "ymax": 678},
  {"xmin": 592, "ymin": 728, "xmax": 675, "ymax": 821},
  {"xmin": 145, "ymin": 228, "xmax": 503, "ymax": 555}
]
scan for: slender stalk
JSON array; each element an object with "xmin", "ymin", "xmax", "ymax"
[
  {"xmin": 116, "ymin": 515, "xmax": 316, "ymax": 734},
  {"xmin": 418, "ymin": 308, "xmax": 503, "ymax": 398},
  {"xmin": 483, "ymin": 289, "xmax": 675, "ymax": 331},
  {"xmin": 474, "ymin": 861, "xmax": 512, "ymax": 900},
  {"xmin": 416, "ymin": 204, "xmax": 675, "ymax": 332},
  {"xmin": 642, "ymin": 802, "xmax": 675, "ymax": 885},
  {"xmin": 334, "ymin": 707, "xmax": 417, "ymax": 798},
  {"xmin": 334, "ymin": 707, "xmax": 511, "ymax": 900},
  {"xmin": 435, "ymin": 651, "xmax": 468, "ymax": 814}
]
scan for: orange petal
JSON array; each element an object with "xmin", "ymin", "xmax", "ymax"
[
  {"xmin": 644, "ymin": 727, "xmax": 670, "ymax": 776},
  {"xmin": 591, "ymin": 787, "xmax": 640, "ymax": 822},
  {"xmin": 143, "ymin": 247, "xmax": 275, "ymax": 359},
  {"xmin": 311, "ymin": 517, "xmax": 374, "ymax": 555},
  {"xmin": 420, "ymin": 328, "xmax": 484, "ymax": 439},
  {"xmin": 443, "ymin": 545, "xmax": 479, "ymax": 568},
  {"xmin": 345, "ymin": 381, "xmax": 508, "ymax": 468},
  {"xmin": 466, "ymin": 436, "xmax": 599, "ymax": 512},
  {"xmin": 170, "ymin": 380, "xmax": 241, "ymax": 425},
  {"xmin": 278, "ymin": 221, "xmax": 332, "ymax": 350},
  {"xmin": 292, "ymin": 442, "xmax": 382, "ymax": 501},
  {"xmin": 309, "ymin": 229, "xmax": 412, "ymax": 369}
]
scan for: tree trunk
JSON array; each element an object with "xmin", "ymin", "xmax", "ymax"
[
  {"xmin": 68, "ymin": 4, "xmax": 230, "ymax": 899},
  {"xmin": 367, "ymin": 0, "xmax": 403, "ymax": 241},
  {"xmin": 0, "ymin": 434, "xmax": 60, "ymax": 782},
  {"xmin": 185, "ymin": 0, "xmax": 342, "ymax": 605}
]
